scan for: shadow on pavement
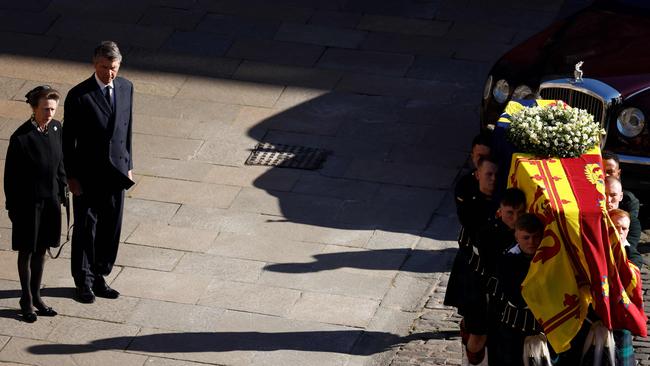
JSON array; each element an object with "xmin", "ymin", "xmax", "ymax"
[
  {"xmin": 0, "ymin": 287, "xmax": 76, "ymax": 300},
  {"xmin": 264, "ymin": 248, "xmax": 456, "ymax": 273},
  {"xmin": 27, "ymin": 330, "xmax": 436, "ymax": 356},
  {"xmin": 0, "ymin": 308, "xmax": 21, "ymax": 320}
]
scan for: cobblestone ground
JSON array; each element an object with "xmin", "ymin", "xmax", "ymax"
[
  {"xmin": 389, "ymin": 271, "xmax": 463, "ymax": 366},
  {"xmin": 390, "ymin": 231, "xmax": 650, "ymax": 365}
]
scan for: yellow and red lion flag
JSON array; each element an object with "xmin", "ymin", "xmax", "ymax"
[{"xmin": 497, "ymin": 100, "xmax": 646, "ymax": 353}]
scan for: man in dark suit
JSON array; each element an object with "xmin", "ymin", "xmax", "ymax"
[{"xmin": 63, "ymin": 41, "xmax": 134, "ymax": 303}]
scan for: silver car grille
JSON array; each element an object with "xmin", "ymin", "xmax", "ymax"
[{"xmin": 539, "ymin": 87, "xmax": 605, "ymax": 124}]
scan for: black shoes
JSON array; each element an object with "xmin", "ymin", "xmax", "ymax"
[
  {"xmin": 76, "ymin": 278, "xmax": 120, "ymax": 303},
  {"xmin": 21, "ymin": 311, "xmax": 37, "ymax": 323},
  {"xmin": 35, "ymin": 306, "xmax": 58, "ymax": 317},
  {"xmin": 76, "ymin": 286, "xmax": 96, "ymax": 304},
  {"xmin": 93, "ymin": 284, "xmax": 120, "ymax": 299}
]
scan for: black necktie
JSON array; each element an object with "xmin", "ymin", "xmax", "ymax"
[{"xmin": 104, "ymin": 85, "xmax": 112, "ymax": 109}]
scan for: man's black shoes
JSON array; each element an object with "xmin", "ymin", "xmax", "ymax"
[
  {"xmin": 93, "ymin": 284, "xmax": 120, "ymax": 299},
  {"xmin": 75, "ymin": 286, "xmax": 96, "ymax": 304}
]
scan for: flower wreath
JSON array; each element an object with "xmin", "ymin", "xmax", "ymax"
[{"xmin": 506, "ymin": 100, "xmax": 605, "ymax": 158}]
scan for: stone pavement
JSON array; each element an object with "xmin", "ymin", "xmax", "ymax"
[{"xmin": 0, "ymin": 0, "xmax": 626, "ymax": 366}]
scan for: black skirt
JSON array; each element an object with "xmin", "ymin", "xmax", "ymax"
[{"xmin": 10, "ymin": 198, "xmax": 61, "ymax": 252}]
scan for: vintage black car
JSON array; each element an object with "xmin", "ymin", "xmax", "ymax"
[{"xmin": 480, "ymin": 0, "xmax": 650, "ymax": 189}]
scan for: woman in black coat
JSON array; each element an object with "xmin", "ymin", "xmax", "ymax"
[{"xmin": 4, "ymin": 86, "xmax": 66, "ymax": 322}]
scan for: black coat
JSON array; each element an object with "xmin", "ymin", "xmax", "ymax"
[
  {"xmin": 4, "ymin": 119, "xmax": 66, "ymax": 250},
  {"xmin": 63, "ymin": 75, "xmax": 134, "ymax": 193}
]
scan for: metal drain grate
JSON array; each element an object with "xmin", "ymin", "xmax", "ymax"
[{"xmin": 245, "ymin": 142, "xmax": 329, "ymax": 170}]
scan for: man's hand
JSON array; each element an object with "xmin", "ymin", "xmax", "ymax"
[
  {"xmin": 128, "ymin": 170, "xmax": 133, "ymax": 180},
  {"xmin": 67, "ymin": 178, "xmax": 82, "ymax": 196}
]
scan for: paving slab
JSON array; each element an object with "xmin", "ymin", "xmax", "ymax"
[
  {"xmin": 193, "ymin": 138, "xmax": 258, "ymax": 167},
  {"xmin": 317, "ymin": 49, "xmax": 414, "ymax": 77},
  {"xmin": 125, "ymin": 222, "xmax": 219, "ymax": 252},
  {"xmin": 227, "ymin": 38, "xmax": 325, "ymax": 67},
  {"xmin": 125, "ymin": 299, "xmax": 226, "ymax": 332},
  {"xmin": 139, "ymin": 7, "xmax": 205, "ymax": 31},
  {"xmin": 124, "ymin": 198, "xmax": 180, "ymax": 227},
  {"xmin": 198, "ymin": 0, "xmax": 314, "ymax": 23},
  {"xmin": 133, "ymin": 133, "xmax": 203, "ymax": 161},
  {"xmin": 380, "ymin": 273, "xmax": 432, "ymax": 312},
  {"xmin": 308, "ymin": 10, "xmax": 362, "ymax": 28},
  {"xmin": 133, "ymin": 93, "xmax": 242, "ymax": 121},
  {"xmin": 132, "ymin": 156, "xmax": 210, "ymax": 183},
  {"xmin": 119, "ymin": 69, "xmax": 187, "ymax": 98},
  {"xmin": 173, "ymin": 252, "xmax": 265, "ymax": 282},
  {"xmin": 47, "ymin": 17, "xmax": 173, "ymax": 49},
  {"xmin": 126, "ymin": 327, "xmax": 254, "ymax": 366},
  {"xmin": 259, "ymin": 268, "xmax": 393, "ymax": 300},
  {"xmin": 130, "ymin": 176, "xmax": 241, "ymax": 208},
  {"xmin": 358, "ymin": 15, "xmax": 451, "ymax": 37},
  {"xmin": 407, "ymin": 56, "xmax": 490, "ymax": 84},
  {"xmin": 110, "ymin": 268, "xmax": 212, "ymax": 304},
  {"xmin": 229, "ymin": 187, "xmax": 344, "ymax": 222},
  {"xmin": 305, "ymin": 245, "xmax": 408, "ymax": 278},
  {"xmin": 46, "ymin": 316, "xmax": 140, "ymax": 350},
  {"xmin": 292, "ymin": 174, "xmax": 380, "ymax": 201},
  {"xmin": 0, "ymin": 32, "xmax": 58, "ymax": 57},
  {"xmin": 344, "ymin": 0, "xmax": 438, "ymax": 18},
  {"xmin": 366, "ymin": 230, "xmax": 421, "ymax": 250},
  {"xmin": 344, "ymin": 160, "xmax": 455, "ymax": 190},
  {"xmin": 168, "ymin": 205, "xmax": 229, "ymax": 231},
  {"xmin": 0, "ymin": 77, "xmax": 26, "ymax": 101},
  {"xmin": 204, "ymin": 164, "xmax": 302, "ymax": 192},
  {"xmin": 176, "ymin": 76, "xmax": 285, "ymax": 108},
  {"xmin": 208, "ymin": 232, "xmax": 324, "ymax": 263},
  {"xmin": 233, "ymin": 61, "xmax": 342, "ymax": 90},
  {"xmin": 198, "ymin": 279, "xmax": 302, "ymax": 317},
  {"xmin": 116, "ymin": 243, "xmax": 184, "ymax": 272},
  {"xmin": 0, "ymin": 100, "xmax": 32, "ymax": 120},
  {"xmin": 36, "ymin": 293, "xmax": 142, "ymax": 324},
  {"xmin": 126, "ymin": 48, "xmax": 241, "ymax": 80},
  {"xmin": 45, "ymin": 1, "xmax": 150, "ymax": 24},
  {"xmin": 288, "ymin": 292, "xmax": 379, "ymax": 328},
  {"xmin": 218, "ymin": 212, "xmax": 376, "ymax": 247},
  {"xmin": 0, "ymin": 337, "xmax": 78, "ymax": 366},
  {"xmin": 0, "ymin": 305, "xmax": 60, "ymax": 340},
  {"xmin": 275, "ymin": 23, "xmax": 367, "ymax": 49},
  {"xmin": 337, "ymin": 73, "xmax": 470, "ymax": 102},
  {"xmin": 143, "ymin": 357, "xmax": 212, "ymax": 366},
  {"xmin": 251, "ymin": 349, "xmax": 350, "ymax": 366},
  {"xmin": 196, "ymin": 13, "xmax": 280, "ymax": 40},
  {"xmin": 361, "ymin": 32, "xmax": 454, "ymax": 58}
]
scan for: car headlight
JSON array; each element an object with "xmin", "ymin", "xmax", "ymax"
[
  {"xmin": 512, "ymin": 85, "xmax": 533, "ymax": 100},
  {"xmin": 483, "ymin": 75, "xmax": 493, "ymax": 100},
  {"xmin": 492, "ymin": 79, "xmax": 510, "ymax": 103},
  {"xmin": 617, "ymin": 108, "xmax": 645, "ymax": 138}
]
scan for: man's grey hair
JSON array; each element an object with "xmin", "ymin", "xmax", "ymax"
[{"xmin": 93, "ymin": 41, "xmax": 122, "ymax": 62}]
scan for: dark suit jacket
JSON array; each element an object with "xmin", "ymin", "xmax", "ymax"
[{"xmin": 63, "ymin": 75, "xmax": 134, "ymax": 193}]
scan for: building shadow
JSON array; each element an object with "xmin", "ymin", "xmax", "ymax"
[{"xmin": 27, "ymin": 330, "xmax": 437, "ymax": 356}]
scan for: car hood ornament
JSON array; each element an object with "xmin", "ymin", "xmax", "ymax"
[{"xmin": 573, "ymin": 61, "xmax": 584, "ymax": 83}]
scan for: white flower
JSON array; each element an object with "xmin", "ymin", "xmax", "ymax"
[{"xmin": 506, "ymin": 102, "xmax": 599, "ymax": 158}]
